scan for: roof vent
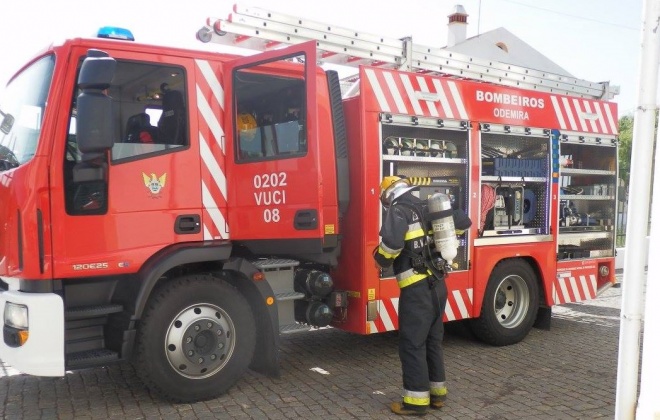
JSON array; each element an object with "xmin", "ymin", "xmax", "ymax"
[{"xmin": 496, "ymin": 42, "xmax": 509, "ymax": 53}]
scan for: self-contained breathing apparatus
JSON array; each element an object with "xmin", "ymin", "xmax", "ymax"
[
  {"xmin": 379, "ymin": 176, "xmax": 466, "ymax": 288},
  {"xmin": 396, "ymin": 196, "xmax": 456, "ymax": 288}
]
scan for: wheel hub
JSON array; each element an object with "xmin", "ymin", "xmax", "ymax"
[
  {"xmin": 493, "ymin": 275, "xmax": 530, "ymax": 329},
  {"xmin": 165, "ymin": 304, "xmax": 235, "ymax": 379}
]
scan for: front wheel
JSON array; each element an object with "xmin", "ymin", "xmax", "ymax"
[
  {"xmin": 469, "ymin": 259, "xmax": 539, "ymax": 346},
  {"xmin": 135, "ymin": 274, "xmax": 256, "ymax": 402}
]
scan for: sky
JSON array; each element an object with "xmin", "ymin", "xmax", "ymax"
[{"xmin": 0, "ymin": 0, "xmax": 642, "ymax": 118}]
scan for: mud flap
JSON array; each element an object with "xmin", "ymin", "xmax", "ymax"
[{"xmin": 534, "ymin": 306, "xmax": 552, "ymax": 330}]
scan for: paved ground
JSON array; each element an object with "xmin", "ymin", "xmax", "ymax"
[{"xmin": 0, "ymin": 285, "xmax": 627, "ymax": 419}]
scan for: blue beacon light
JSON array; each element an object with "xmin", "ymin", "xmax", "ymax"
[{"xmin": 97, "ymin": 26, "xmax": 135, "ymax": 41}]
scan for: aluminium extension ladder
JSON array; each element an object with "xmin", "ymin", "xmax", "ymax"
[{"xmin": 196, "ymin": 3, "xmax": 617, "ymax": 100}]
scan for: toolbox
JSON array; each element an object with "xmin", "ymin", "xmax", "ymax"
[{"xmin": 482, "ymin": 158, "xmax": 546, "ymax": 177}]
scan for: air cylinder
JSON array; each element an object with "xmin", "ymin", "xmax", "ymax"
[{"xmin": 427, "ymin": 193, "xmax": 458, "ymax": 265}]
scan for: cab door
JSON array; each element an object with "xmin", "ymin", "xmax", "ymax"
[
  {"xmin": 49, "ymin": 45, "xmax": 202, "ymax": 278},
  {"xmin": 223, "ymin": 42, "xmax": 324, "ymax": 251}
]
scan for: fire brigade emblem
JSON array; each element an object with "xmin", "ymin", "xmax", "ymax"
[{"xmin": 142, "ymin": 172, "xmax": 167, "ymax": 195}]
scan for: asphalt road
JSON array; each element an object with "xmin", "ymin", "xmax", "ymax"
[{"xmin": 0, "ymin": 285, "xmax": 625, "ymax": 419}]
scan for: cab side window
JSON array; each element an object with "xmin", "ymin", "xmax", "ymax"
[
  {"xmin": 111, "ymin": 62, "xmax": 188, "ymax": 161},
  {"xmin": 234, "ymin": 71, "xmax": 306, "ymax": 162},
  {"xmin": 64, "ymin": 59, "xmax": 188, "ymax": 214}
]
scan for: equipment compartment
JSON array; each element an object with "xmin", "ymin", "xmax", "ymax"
[
  {"xmin": 479, "ymin": 127, "xmax": 551, "ymax": 238},
  {"xmin": 380, "ymin": 117, "xmax": 470, "ymax": 271},
  {"xmin": 557, "ymin": 137, "xmax": 618, "ymax": 259}
]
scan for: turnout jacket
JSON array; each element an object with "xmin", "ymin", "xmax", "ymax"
[{"xmin": 375, "ymin": 193, "xmax": 433, "ymax": 288}]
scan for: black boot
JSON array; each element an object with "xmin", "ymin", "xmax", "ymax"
[
  {"xmin": 390, "ymin": 401, "xmax": 428, "ymax": 416},
  {"xmin": 430, "ymin": 394, "xmax": 446, "ymax": 409},
  {"xmin": 430, "ymin": 386, "xmax": 447, "ymax": 409}
]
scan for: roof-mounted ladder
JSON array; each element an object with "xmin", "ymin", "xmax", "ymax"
[{"xmin": 197, "ymin": 4, "xmax": 616, "ymax": 100}]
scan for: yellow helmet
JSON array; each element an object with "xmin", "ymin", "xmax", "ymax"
[
  {"xmin": 238, "ymin": 113, "xmax": 257, "ymax": 130},
  {"xmin": 238, "ymin": 113, "xmax": 257, "ymax": 141},
  {"xmin": 380, "ymin": 176, "xmax": 416, "ymax": 208}
]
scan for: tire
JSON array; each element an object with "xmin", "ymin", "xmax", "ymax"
[
  {"xmin": 469, "ymin": 259, "xmax": 539, "ymax": 346},
  {"xmin": 135, "ymin": 274, "xmax": 256, "ymax": 402}
]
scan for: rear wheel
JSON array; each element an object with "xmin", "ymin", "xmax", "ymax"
[
  {"xmin": 135, "ymin": 274, "xmax": 256, "ymax": 402},
  {"xmin": 470, "ymin": 259, "xmax": 539, "ymax": 346}
]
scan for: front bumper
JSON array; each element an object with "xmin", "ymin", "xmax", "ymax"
[{"xmin": 0, "ymin": 290, "xmax": 64, "ymax": 376}]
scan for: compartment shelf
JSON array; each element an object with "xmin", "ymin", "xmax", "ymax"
[
  {"xmin": 560, "ymin": 194, "xmax": 615, "ymax": 201},
  {"xmin": 383, "ymin": 155, "xmax": 467, "ymax": 164},
  {"xmin": 482, "ymin": 227, "xmax": 542, "ymax": 237},
  {"xmin": 558, "ymin": 229, "xmax": 613, "ymax": 241},
  {"xmin": 482, "ymin": 175, "xmax": 546, "ymax": 183},
  {"xmin": 560, "ymin": 168, "xmax": 615, "ymax": 176}
]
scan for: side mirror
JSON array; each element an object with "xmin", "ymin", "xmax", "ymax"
[{"xmin": 76, "ymin": 50, "xmax": 116, "ymax": 158}]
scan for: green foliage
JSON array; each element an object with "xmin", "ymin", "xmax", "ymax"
[
  {"xmin": 618, "ymin": 114, "xmax": 633, "ymax": 185},
  {"xmin": 618, "ymin": 111, "xmax": 659, "ymax": 185},
  {"xmin": 616, "ymin": 111, "xmax": 657, "ymax": 246}
]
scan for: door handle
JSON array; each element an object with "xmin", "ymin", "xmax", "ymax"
[
  {"xmin": 175, "ymin": 215, "xmax": 201, "ymax": 234},
  {"xmin": 294, "ymin": 209, "xmax": 318, "ymax": 230}
]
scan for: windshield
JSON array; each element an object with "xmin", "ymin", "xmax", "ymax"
[{"xmin": 0, "ymin": 55, "xmax": 55, "ymax": 171}]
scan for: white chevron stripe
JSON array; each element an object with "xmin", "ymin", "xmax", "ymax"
[
  {"xmin": 571, "ymin": 99, "xmax": 588, "ymax": 131},
  {"xmin": 416, "ymin": 77, "xmax": 439, "ymax": 117},
  {"xmin": 558, "ymin": 277, "xmax": 571, "ymax": 303},
  {"xmin": 603, "ymin": 103, "xmax": 618, "ymax": 134},
  {"xmin": 447, "ymin": 81, "xmax": 468, "ymax": 120},
  {"xmin": 201, "ymin": 181, "xmax": 228, "ymax": 238},
  {"xmin": 467, "ymin": 288, "xmax": 474, "ymax": 305},
  {"xmin": 582, "ymin": 101, "xmax": 598, "ymax": 132},
  {"xmin": 203, "ymin": 224, "xmax": 212, "ymax": 241},
  {"xmin": 444, "ymin": 301, "xmax": 456, "ymax": 321},
  {"xmin": 200, "ymin": 133, "xmax": 227, "ymax": 200},
  {"xmin": 579, "ymin": 275, "xmax": 591, "ymax": 299},
  {"xmin": 391, "ymin": 297, "xmax": 400, "ymax": 315},
  {"xmin": 552, "ymin": 285, "xmax": 559, "ymax": 304},
  {"xmin": 561, "ymin": 97, "xmax": 578, "ymax": 130},
  {"xmin": 550, "ymin": 96, "xmax": 567, "ymax": 130},
  {"xmin": 430, "ymin": 79, "xmax": 454, "ymax": 119},
  {"xmin": 379, "ymin": 300, "xmax": 395, "ymax": 331},
  {"xmin": 195, "ymin": 59, "xmax": 224, "ymax": 109},
  {"xmin": 568, "ymin": 276, "xmax": 579, "ymax": 300},
  {"xmin": 364, "ymin": 68, "xmax": 390, "ymax": 112},
  {"xmin": 196, "ymin": 85, "xmax": 225, "ymax": 153},
  {"xmin": 383, "ymin": 71, "xmax": 407, "ymax": 113},
  {"xmin": 592, "ymin": 102, "xmax": 610, "ymax": 134},
  {"xmin": 400, "ymin": 74, "xmax": 423, "ymax": 116},
  {"xmin": 452, "ymin": 290, "xmax": 469, "ymax": 319}
]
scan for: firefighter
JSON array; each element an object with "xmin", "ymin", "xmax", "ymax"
[{"xmin": 374, "ymin": 176, "xmax": 471, "ymax": 416}]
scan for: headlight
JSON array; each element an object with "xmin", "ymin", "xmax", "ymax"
[{"xmin": 4, "ymin": 302, "xmax": 28, "ymax": 329}]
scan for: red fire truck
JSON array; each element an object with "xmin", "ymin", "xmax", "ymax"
[{"xmin": 0, "ymin": 5, "xmax": 618, "ymax": 402}]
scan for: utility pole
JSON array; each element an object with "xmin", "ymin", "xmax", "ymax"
[{"xmin": 615, "ymin": 0, "xmax": 660, "ymax": 418}]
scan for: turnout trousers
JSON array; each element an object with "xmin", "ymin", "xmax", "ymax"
[{"xmin": 398, "ymin": 278, "xmax": 448, "ymax": 395}]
